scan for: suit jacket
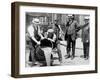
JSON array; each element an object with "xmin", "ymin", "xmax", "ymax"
[
  {"xmin": 67, "ymin": 20, "xmax": 78, "ymax": 40},
  {"xmin": 82, "ymin": 24, "xmax": 90, "ymax": 43}
]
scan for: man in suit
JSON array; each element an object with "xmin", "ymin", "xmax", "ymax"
[
  {"xmin": 65, "ymin": 14, "xmax": 79, "ymax": 60},
  {"xmin": 81, "ymin": 16, "xmax": 90, "ymax": 60}
]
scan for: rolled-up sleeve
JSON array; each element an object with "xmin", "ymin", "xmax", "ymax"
[
  {"xmin": 27, "ymin": 25, "xmax": 34, "ymax": 37},
  {"xmin": 53, "ymin": 34, "xmax": 56, "ymax": 41}
]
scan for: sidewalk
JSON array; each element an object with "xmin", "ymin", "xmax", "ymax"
[
  {"xmin": 53, "ymin": 38, "xmax": 89, "ymax": 66},
  {"xmin": 25, "ymin": 38, "xmax": 89, "ymax": 67}
]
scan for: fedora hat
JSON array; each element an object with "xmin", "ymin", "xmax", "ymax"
[
  {"xmin": 68, "ymin": 14, "xmax": 73, "ymax": 17},
  {"xmin": 32, "ymin": 18, "xmax": 40, "ymax": 24}
]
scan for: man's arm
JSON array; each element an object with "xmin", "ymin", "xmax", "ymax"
[
  {"xmin": 53, "ymin": 34, "xmax": 56, "ymax": 41},
  {"xmin": 76, "ymin": 20, "xmax": 89, "ymax": 32},
  {"xmin": 37, "ymin": 26, "xmax": 44, "ymax": 39},
  {"xmin": 27, "ymin": 26, "xmax": 40, "ymax": 44},
  {"xmin": 58, "ymin": 25, "xmax": 63, "ymax": 33},
  {"xmin": 47, "ymin": 34, "xmax": 56, "ymax": 42}
]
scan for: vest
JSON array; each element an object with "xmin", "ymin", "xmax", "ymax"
[
  {"xmin": 34, "ymin": 26, "xmax": 41, "ymax": 41},
  {"xmin": 54, "ymin": 24, "xmax": 60, "ymax": 39},
  {"xmin": 67, "ymin": 20, "xmax": 77, "ymax": 35}
]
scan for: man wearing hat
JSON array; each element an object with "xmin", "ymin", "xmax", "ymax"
[
  {"xmin": 47, "ymin": 28, "xmax": 63, "ymax": 63},
  {"xmin": 54, "ymin": 20, "xmax": 64, "ymax": 41},
  {"xmin": 52, "ymin": 20, "xmax": 63, "ymax": 63},
  {"xmin": 81, "ymin": 16, "xmax": 90, "ymax": 60},
  {"xmin": 47, "ymin": 29, "xmax": 56, "ymax": 42},
  {"xmin": 65, "ymin": 14, "xmax": 79, "ymax": 60},
  {"xmin": 40, "ymin": 29, "xmax": 56, "ymax": 48},
  {"xmin": 27, "ymin": 18, "xmax": 44, "ymax": 65}
]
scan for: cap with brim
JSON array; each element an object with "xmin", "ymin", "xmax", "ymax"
[
  {"xmin": 47, "ymin": 29, "xmax": 54, "ymax": 33},
  {"xmin": 84, "ymin": 16, "xmax": 89, "ymax": 20}
]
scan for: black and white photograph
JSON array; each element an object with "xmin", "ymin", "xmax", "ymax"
[
  {"xmin": 25, "ymin": 13, "xmax": 90, "ymax": 67},
  {"xmin": 11, "ymin": 2, "xmax": 97, "ymax": 77}
]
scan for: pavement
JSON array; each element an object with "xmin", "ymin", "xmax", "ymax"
[{"xmin": 51, "ymin": 38, "xmax": 89, "ymax": 66}]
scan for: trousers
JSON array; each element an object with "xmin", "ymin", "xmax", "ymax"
[
  {"xmin": 66, "ymin": 35, "xmax": 76, "ymax": 56},
  {"xmin": 83, "ymin": 42, "xmax": 89, "ymax": 58}
]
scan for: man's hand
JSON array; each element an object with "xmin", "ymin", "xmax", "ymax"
[
  {"xmin": 37, "ymin": 41, "xmax": 40, "ymax": 45},
  {"xmin": 47, "ymin": 38, "xmax": 54, "ymax": 42},
  {"xmin": 56, "ymin": 40, "xmax": 60, "ymax": 44},
  {"xmin": 41, "ymin": 36, "xmax": 45, "ymax": 40},
  {"xmin": 86, "ymin": 40, "xmax": 89, "ymax": 43}
]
